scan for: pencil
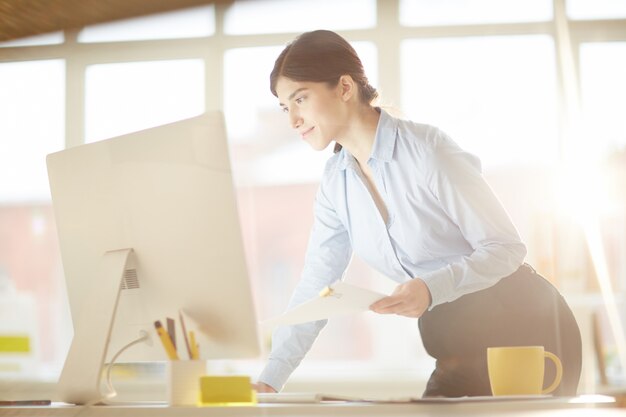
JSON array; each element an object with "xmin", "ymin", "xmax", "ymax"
[
  {"xmin": 154, "ymin": 320, "xmax": 179, "ymax": 360},
  {"xmin": 189, "ymin": 331, "xmax": 200, "ymax": 360}
]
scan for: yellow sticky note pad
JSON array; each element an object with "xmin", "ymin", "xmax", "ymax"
[
  {"xmin": 198, "ymin": 376, "xmax": 256, "ymax": 406},
  {"xmin": 0, "ymin": 336, "xmax": 30, "ymax": 353}
]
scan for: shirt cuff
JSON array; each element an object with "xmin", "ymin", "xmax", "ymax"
[
  {"xmin": 419, "ymin": 265, "xmax": 455, "ymax": 309},
  {"xmin": 257, "ymin": 358, "xmax": 294, "ymax": 392}
]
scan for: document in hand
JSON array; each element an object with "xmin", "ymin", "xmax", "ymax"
[{"xmin": 260, "ymin": 282, "xmax": 387, "ymax": 327}]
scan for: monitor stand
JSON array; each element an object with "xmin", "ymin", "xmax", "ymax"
[{"xmin": 58, "ymin": 248, "xmax": 135, "ymax": 405}]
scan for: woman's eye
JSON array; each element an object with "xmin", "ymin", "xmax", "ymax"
[
  {"xmin": 281, "ymin": 107, "xmax": 289, "ymax": 113},
  {"xmin": 295, "ymin": 96, "xmax": 305, "ymax": 104}
]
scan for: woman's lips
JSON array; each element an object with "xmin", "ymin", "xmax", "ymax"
[{"xmin": 300, "ymin": 127, "xmax": 314, "ymax": 139}]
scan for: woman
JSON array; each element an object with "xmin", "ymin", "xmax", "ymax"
[{"xmin": 255, "ymin": 30, "xmax": 582, "ymax": 397}]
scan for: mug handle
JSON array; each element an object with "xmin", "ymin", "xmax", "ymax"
[{"xmin": 542, "ymin": 351, "xmax": 563, "ymax": 394}]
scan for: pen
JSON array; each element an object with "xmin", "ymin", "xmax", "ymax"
[
  {"xmin": 166, "ymin": 317, "xmax": 176, "ymax": 350},
  {"xmin": 154, "ymin": 320, "xmax": 179, "ymax": 360},
  {"xmin": 179, "ymin": 310, "xmax": 193, "ymax": 359}
]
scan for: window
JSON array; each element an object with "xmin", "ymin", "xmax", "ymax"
[
  {"xmin": 0, "ymin": 60, "xmax": 66, "ymax": 378},
  {"xmin": 224, "ymin": 0, "xmax": 376, "ymax": 34},
  {"xmin": 0, "ymin": 61, "xmax": 65, "ymax": 202},
  {"xmin": 578, "ymin": 41, "xmax": 626, "ymax": 288},
  {"xmin": 567, "ymin": 0, "xmax": 626, "ymax": 20},
  {"xmin": 85, "ymin": 60, "xmax": 205, "ymax": 142},
  {"xmin": 400, "ymin": 0, "xmax": 552, "ymax": 26},
  {"xmin": 78, "ymin": 5, "xmax": 215, "ymax": 43},
  {"xmin": 0, "ymin": 32, "xmax": 63, "ymax": 47},
  {"xmin": 224, "ymin": 46, "xmax": 286, "ymax": 144},
  {"xmin": 401, "ymin": 35, "xmax": 558, "ymax": 168},
  {"xmin": 580, "ymin": 42, "xmax": 626, "ymax": 158}
]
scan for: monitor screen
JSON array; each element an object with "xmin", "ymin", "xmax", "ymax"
[{"xmin": 47, "ymin": 112, "xmax": 260, "ymax": 404}]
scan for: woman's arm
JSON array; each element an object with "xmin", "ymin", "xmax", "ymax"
[
  {"xmin": 257, "ymin": 182, "xmax": 353, "ymax": 391},
  {"xmin": 419, "ymin": 129, "xmax": 527, "ymax": 307}
]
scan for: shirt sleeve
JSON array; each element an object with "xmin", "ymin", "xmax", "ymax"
[
  {"xmin": 419, "ymin": 129, "xmax": 527, "ymax": 308},
  {"xmin": 257, "ymin": 180, "xmax": 352, "ymax": 391}
]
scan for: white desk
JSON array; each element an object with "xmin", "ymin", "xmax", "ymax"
[{"xmin": 1, "ymin": 398, "xmax": 624, "ymax": 417}]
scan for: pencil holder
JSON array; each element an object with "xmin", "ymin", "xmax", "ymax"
[{"xmin": 166, "ymin": 360, "xmax": 206, "ymax": 406}]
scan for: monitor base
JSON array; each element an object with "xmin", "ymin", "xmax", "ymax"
[{"xmin": 58, "ymin": 248, "xmax": 135, "ymax": 405}]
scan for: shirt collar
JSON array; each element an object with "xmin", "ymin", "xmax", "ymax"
[{"xmin": 336, "ymin": 108, "xmax": 398, "ymax": 171}]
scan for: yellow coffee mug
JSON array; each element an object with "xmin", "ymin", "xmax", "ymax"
[{"xmin": 487, "ymin": 346, "xmax": 563, "ymax": 396}]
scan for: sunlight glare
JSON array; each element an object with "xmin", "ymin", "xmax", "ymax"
[{"xmin": 553, "ymin": 160, "xmax": 626, "ymax": 381}]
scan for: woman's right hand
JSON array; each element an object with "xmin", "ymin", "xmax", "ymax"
[
  {"xmin": 252, "ymin": 382, "xmax": 277, "ymax": 393},
  {"xmin": 370, "ymin": 277, "xmax": 432, "ymax": 318}
]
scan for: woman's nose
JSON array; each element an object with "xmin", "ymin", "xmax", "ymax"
[{"xmin": 289, "ymin": 109, "xmax": 302, "ymax": 129}]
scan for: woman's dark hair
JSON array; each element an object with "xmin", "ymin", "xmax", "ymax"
[{"xmin": 270, "ymin": 30, "xmax": 378, "ymax": 106}]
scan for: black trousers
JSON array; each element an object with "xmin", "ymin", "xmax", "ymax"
[{"xmin": 418, "ymin": 264, "xmax": 582, "ymax": 397}]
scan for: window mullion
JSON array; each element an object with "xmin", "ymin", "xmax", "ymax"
[
  {"xmin": 376, "ymin": 0, "xmax": 401, "ymax": 108},
  {"xmin": 65, "ymin": 29, "xmax": 85, "ymax": 148}
]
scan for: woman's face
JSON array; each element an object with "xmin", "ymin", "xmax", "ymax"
[{"xmin": 275, "ymin": 76, "xmax": 346, "ymax": 151}]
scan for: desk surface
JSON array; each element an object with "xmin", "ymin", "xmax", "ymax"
[{"xmin": 1, "ymin": 398, "xmax": 624, "ymax": 417}]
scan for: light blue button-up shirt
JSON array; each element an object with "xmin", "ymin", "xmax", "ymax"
[{"xmin": 258, "ymin": 109, "xmax": 527, "ymax": 391}]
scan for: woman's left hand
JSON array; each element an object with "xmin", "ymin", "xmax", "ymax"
[{"xmin": 370, "ymin": 278, "xmax": 432, "ymax": 318}]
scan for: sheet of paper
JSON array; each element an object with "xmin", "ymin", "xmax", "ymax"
[
  {"xmin": 256, "ymin": 393, "xmax": 559, "ymax": 404},
  {"xmin": 260, "ymin": 282, "xmax": 387, "ymax": 327},
  {"xmin": 385, "ymin": 395, "xmax": 555, "ymax": 403},
  {"xmin": 256, "ymin": 392, "xmax": 370, "ymax": 403}
]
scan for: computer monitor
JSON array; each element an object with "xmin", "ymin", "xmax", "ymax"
[{"xmin": 47, "ymin": 112, "xmax": 260, "ymax": 405}]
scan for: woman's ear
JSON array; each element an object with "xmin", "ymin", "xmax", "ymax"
[{"xmin": 338, "ymin": 75, "xmax": 356, "ymax": 102}]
